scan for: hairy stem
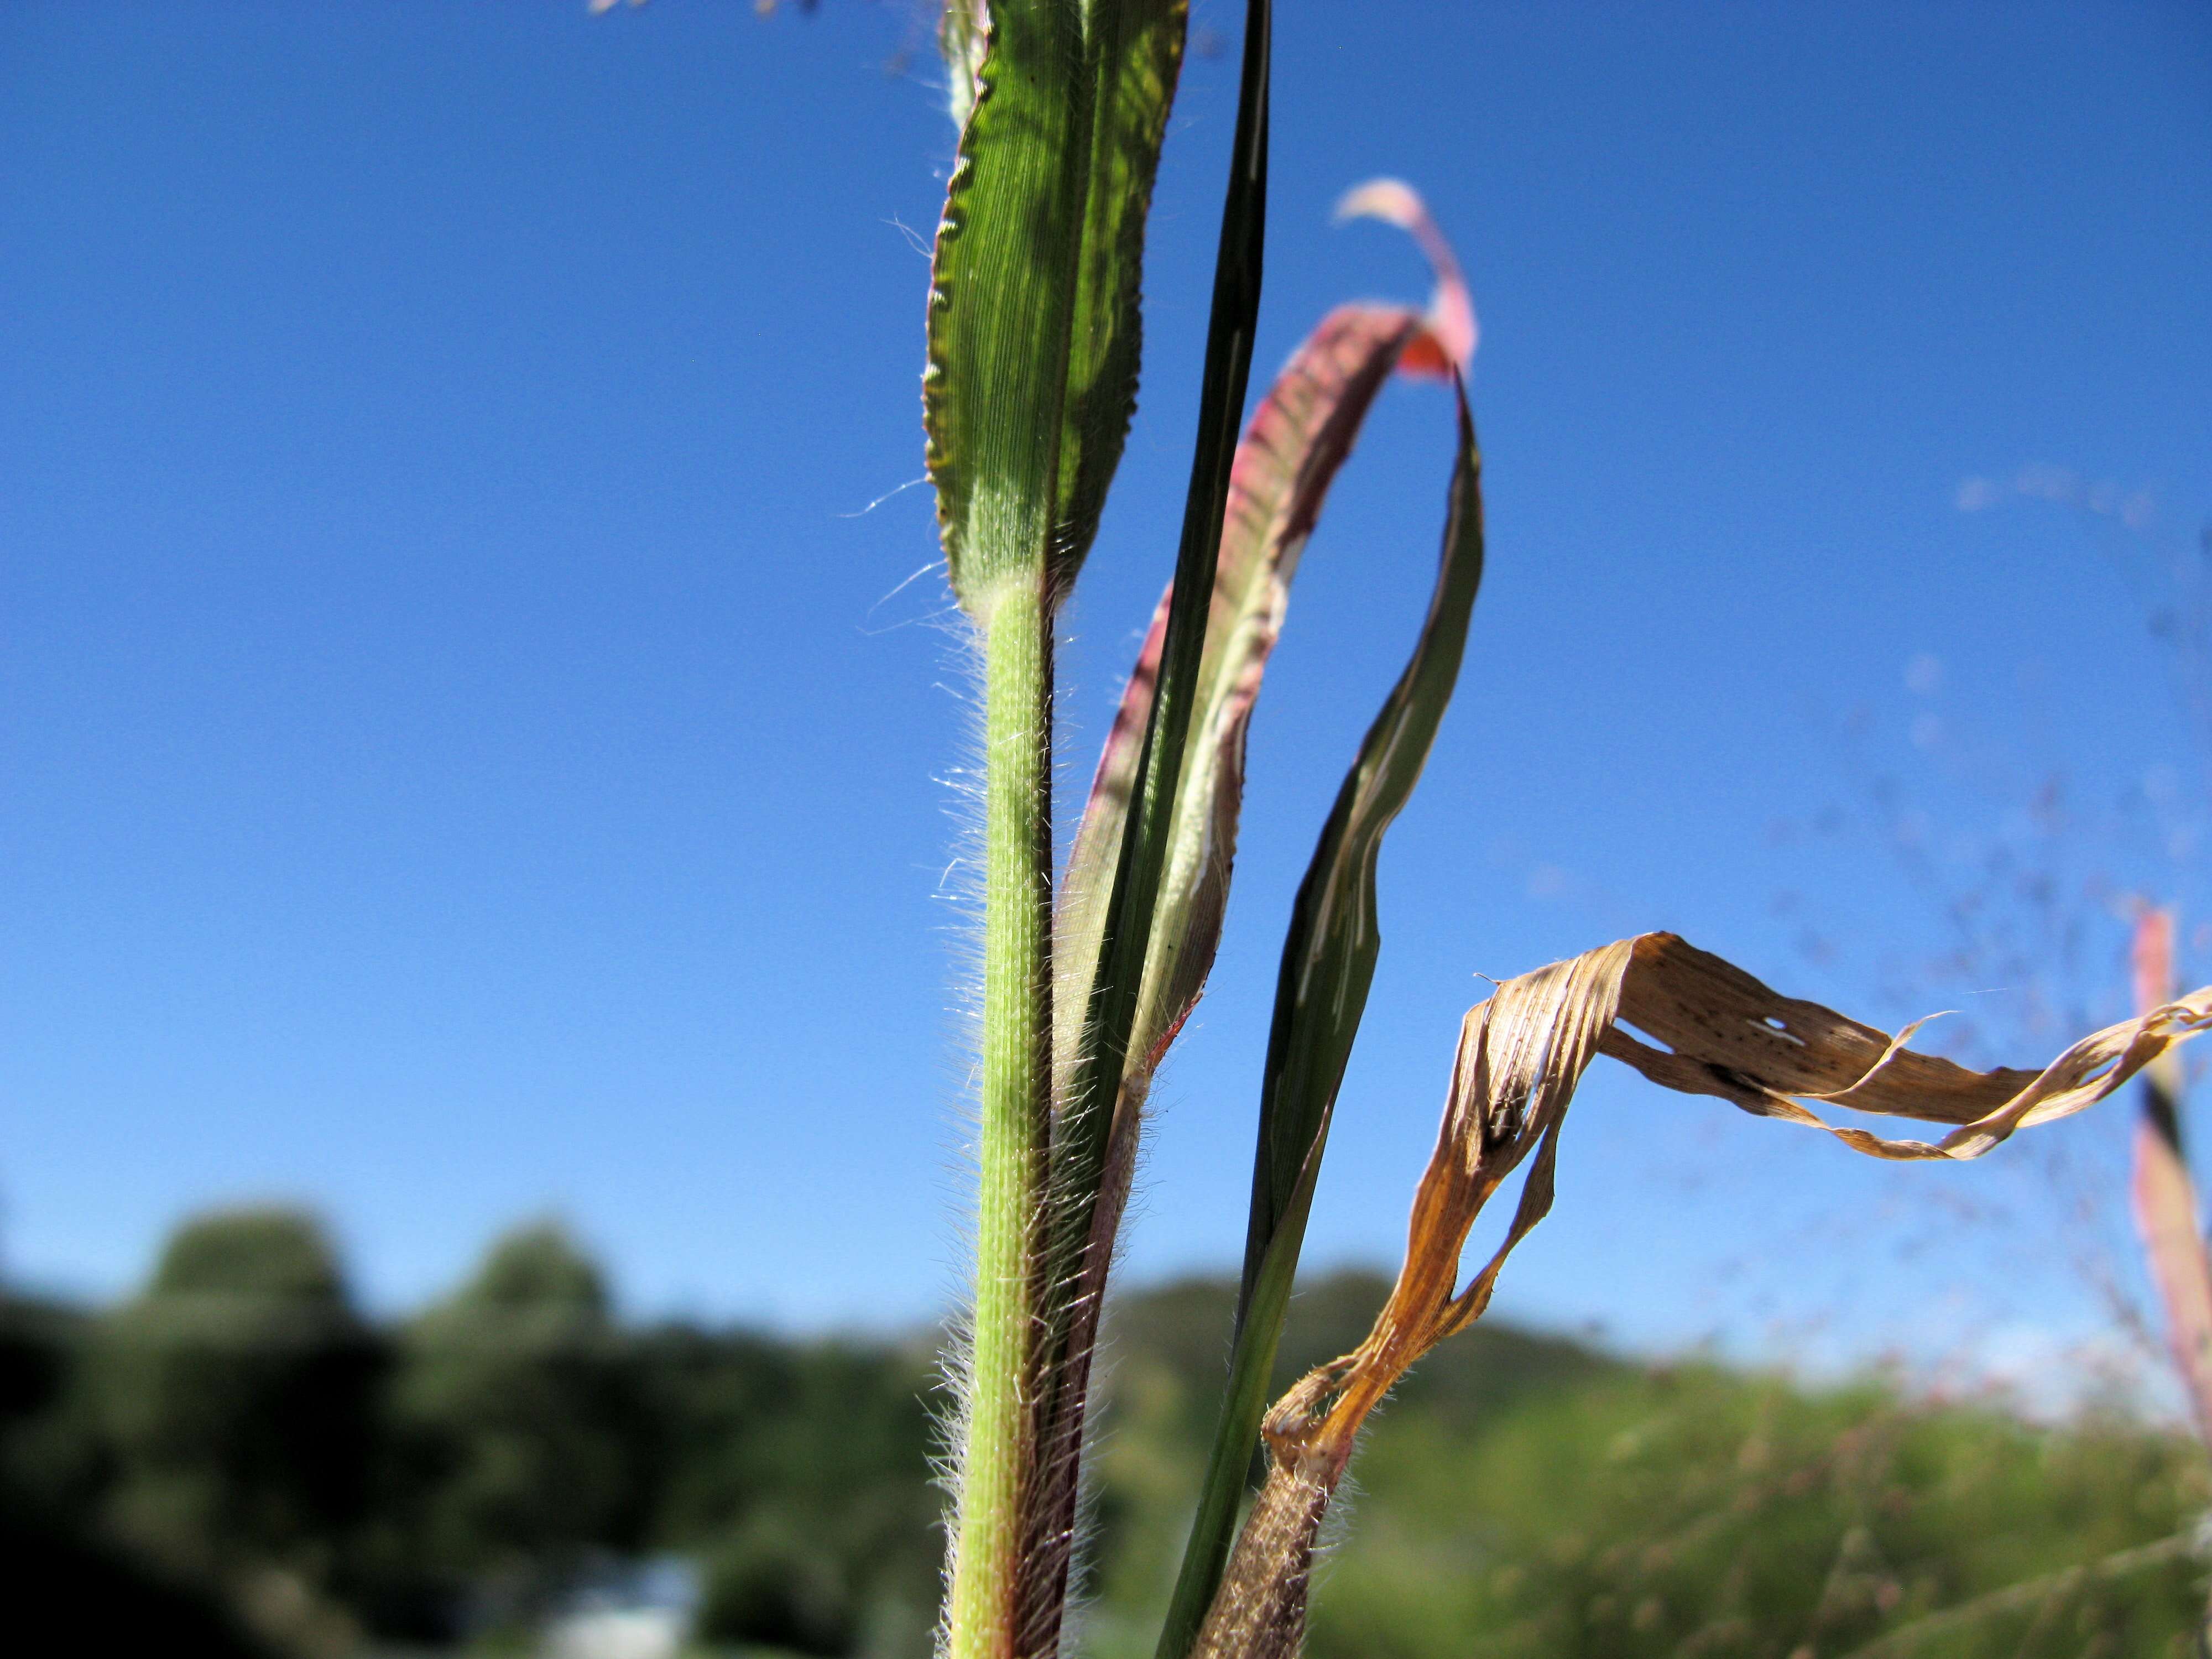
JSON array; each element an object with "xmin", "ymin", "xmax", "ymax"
[{"xmin": 947, "ymin": 575, "xmax": 1056, "ymax": 1659}]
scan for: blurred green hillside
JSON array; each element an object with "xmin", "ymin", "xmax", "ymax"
[{"xmin": 4, "ymin": 1208, "xmax": 2208, "ymax": 1657}]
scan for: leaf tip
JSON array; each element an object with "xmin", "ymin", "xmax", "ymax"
[{"xmin": 1333, "ymin": 178, "xmax": 1476, "ymax": 376}]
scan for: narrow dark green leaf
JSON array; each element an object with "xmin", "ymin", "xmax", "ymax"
[
  {"xmin": 1046, "ymin": 0, "xmax": 1268, "ymax": 1291},
  {"xmin": 1022, "ymin": 5, "xmax": 1270, "ymax": 1645},
  {"xmin": 1057, "ymin": 0, "xmax": 1268, "ymax": 1176},
  {"xmin": 1159, "ymin": 373, "xmax": 1486, "ymax": 1659}
]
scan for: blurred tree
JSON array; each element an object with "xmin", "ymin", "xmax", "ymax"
[
  {"xmin": 0, "ymin": 1289, "xmax": 98, "ymax": 1521},
  {"xmin": 86, "ymin": 1207, "xmax": 378, "ymax": 1653},
  {"xmin": 391, "ymin": 1220, "xmax": 638, "ymax": 1610},
  {"xmin": 640, "ymin": 1321, "xmax": 941, "ymax": 1657},
  {"xmin": 1, "ymin": 1322, "xmax": 282, "ymax": 1659},
  {"xmin": 698, "ymin": 1512, "xmax": 860, "ymax": 1657},
  {"xmin": 0, "ymin": 1484, "xmax": 283, "ymax": 1659}
]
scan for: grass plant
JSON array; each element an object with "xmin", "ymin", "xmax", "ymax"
[{"xmin": 915, "ymin": 7, "xmax": 2212, "ymax": 1656}]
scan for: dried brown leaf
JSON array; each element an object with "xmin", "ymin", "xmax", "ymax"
[{"xmin": 1192, "ymin": 931, "xmax": 2212, "ymax": 1659}]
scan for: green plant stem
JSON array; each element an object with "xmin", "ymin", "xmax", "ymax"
[{"xmin": 948, "ymin": 575, "xmax": 1056, "ymax": 1659}]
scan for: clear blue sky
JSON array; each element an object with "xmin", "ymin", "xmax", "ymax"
[{"xmin": 5, "ymin": 2, "xmax": 2210, "ymax": 1388}]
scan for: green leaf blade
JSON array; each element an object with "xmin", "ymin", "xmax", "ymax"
[
  {"xmin": 1243, "ymin": 372, "xmax": 1484, "ymax": 1302},
  {"xmin": 924, "ymin": 0, "xmax": 1187, "ymax": 615}
]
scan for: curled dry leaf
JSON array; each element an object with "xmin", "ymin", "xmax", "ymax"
[{"xmin": 1192, "ymin": 931, "xmax": 2212, "ymax": 1659}]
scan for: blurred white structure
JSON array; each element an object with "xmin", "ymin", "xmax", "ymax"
[
  {"xmin": 545, "ymin": 1605, "xmax": 685, "ymax": 1659},
  {"xmin": 541, "ymin": 1557, "xmax": 697, "ymax": 1659}
]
